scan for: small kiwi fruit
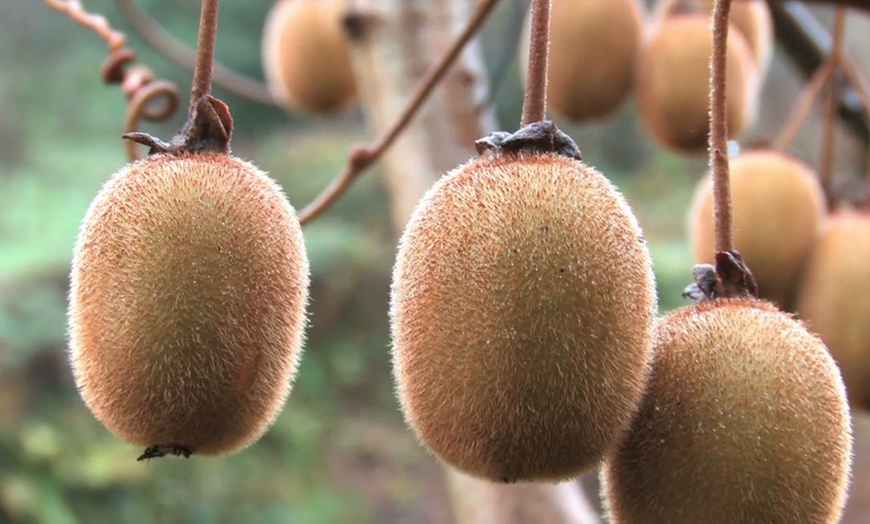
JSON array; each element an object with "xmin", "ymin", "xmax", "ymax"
[
  {"xmin": 69, "ymin": 152, "xmax": 310, "ymax": 457},
  {"xmin": 688, "ymin": 149, "xmax": 826, "ymax": 308},
  {"xmin": 390, "ymin": 145, "xmax": 657, "ymax": 483},
  {"xmin": 518, "ymin": 0, "xmax": 646, "ymax": 122},
  {"xmin": 602, "ymin": 298, "xmax": 853, "ymax": 524},
  {"xmin": 796, "ymin": 209, "xmax": 870, "ymax": 410},
  {"xmin": 262, "ymin": 0, "xmax": 357, "ymax": 115},
  {"xmin": 635, "ymin": 13, "xmax": 759, "ymax": 153}
]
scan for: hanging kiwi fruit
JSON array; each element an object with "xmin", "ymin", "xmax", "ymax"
[
  {"xmin": 262, "ymin": 0, "xmax": 358, "ymax": 115},
  {"xmin": 389, "ymin": 122, "xmax": 657, "ymax": 483},
  {"xmin": 601, "ymin": 258, "xmax": 853, "ymax": 523},
  {"xmin": 796, "ymin": 209, "xmax": 870, "ymax": 411},
  {"xmin": 635, "ymin": 13, "xmax": 759, "ymax": 153},
  {"xmin": 517, "ymin": 0, "xmax": 646, "ymax": 123},
  {"xmin": 688, "ymin": 149, "xmax": 826, "ymax": 308},
  {"xmin": 69, "ymin": 3, "xmax": 311, "ymax": 459}
]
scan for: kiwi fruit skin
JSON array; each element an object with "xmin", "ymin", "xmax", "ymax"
[
  {"xmin": 796, "ymin": 209, "xmax": 870, "ymax": 410},
  {"xmin": 262, "ymin": 0, "xmax": 357, "ymax": 114},
  {"xmin": 635, "ymin": 14, "xmax": 759, "ymax": 153},
  {"xmin": 688, "ymin": 150, "xmax": 826, "ymax": 308},
  {"xmin": 390, "ymin": 152, "xmax": 657, "ymax": 483},
  {"xmin": 602, "ymin": 298, "xmax": 853, "ymax": 524},
  {"xmin": 68, "ymin": 153, "xmax": 310, "ymax": 456},
  {"xmin": 518, "ymin": 0, "xmax": 646, "ymax": 122}
]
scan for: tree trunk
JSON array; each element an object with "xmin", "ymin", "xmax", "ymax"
[{"xmin": 344, "ymin": 0, "xmax": 599, "ymax": 522}]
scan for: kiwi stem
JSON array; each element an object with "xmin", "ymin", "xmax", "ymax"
[
  {"xmin": 520, "ymin": 0, "xmax": 551, "ymax": 126},
  {"xmin": 820, "ymin": 8, "xmax": 847, "ymax": 207},
  {"xmin": 190, "ymin": 0, "xmax": 220, "ymax": 109},
  {"xmin": 296, "ymin": 0, "xmax": 502, "ymax": 226},
  {"xmin": 709, "ymin": 0, "xmax": 734, "ymax": 254}
]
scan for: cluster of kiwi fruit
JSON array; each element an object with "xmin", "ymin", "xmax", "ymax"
[
  {"xmin": 516, "ymin": 0, "xmax": 771, "ymax": 155},
  {"xmin": 261, "ymin": 0, "xmax": 357, "ymax": 115}
]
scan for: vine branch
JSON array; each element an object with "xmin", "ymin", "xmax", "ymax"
[
  {"xmin": 190, "ymin": 0, "xmax": 220, "ymax": 107},
  {"xmin": 819, "ymin": 7, "xmax": 846, "ymax": 202},
  {"xmin": 710, "ymin": 0, "xmax": 733, "ymax": 254},
  {"xmin": 773, "ymin": 60, "xmax": 835, "ymax": 152},
  {"xmin": 297, "ymin": 0, "xmax": 502, "ymax": 226},
  {"xmin": 520, "ymin": 0, "xmax": 551, "ymax": 126}
]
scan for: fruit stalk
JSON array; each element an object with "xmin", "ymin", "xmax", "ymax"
[
  {"xmin": 820, "ymin": 7, "xmax": 846, "ymax": 204},
  {"xmin": 191, "ymin": 0, "xmax": 220, "ymax": 106},
  {"xmin": 520, "ymin": 0, "xmax": 551, "ymax": 125},
  {"xmin": 709, "ymin": 0, "xmax": 734, "ymax": 253}
]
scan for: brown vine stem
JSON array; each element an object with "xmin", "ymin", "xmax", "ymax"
[
  {"xmin": 296, "ymin": 0, "xmax": 502, "ymax": 227},
  {"xmin": 819, "ymin": 8, "xmax": 847, "ymax": 202},
  {"xmin": 115, "ymin": 0, "xmax": 276, "ymax": 106},
  {"xmin": 44, "ymin": 0, "xmax": 126, "ymax": 51},
  {"xmin": 773, "ymin": 60, "xmax": 836, "ymax": 152},
  {"xmin": 190, "ymin": 0, "xmax": 220, "ymax": 108},
  {"xmin": 710, "ymin": 0, "xmax": 733, "ymax": 253},
  {"xmin": 520, "ymin": 0, "xmax": 551, "ymax": 126}
]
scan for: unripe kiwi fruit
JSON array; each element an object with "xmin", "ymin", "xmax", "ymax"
[
  {"xmin": 262, "ymin": 0, "xmax": 357, "ymax": 115},
  {"xmin": 517, "ymin": 0, "xmax": 645, "ymax": 122},
  {"xmin": 796, "ymin": 209, "xmax": 870, "ymax": 410},
  {"xmin": 68, "ymin": 152, "xmax": 310, "ymax": 456},
  {"xmin": 602, "ymin": 298, "xmax": 853, "ymax": 524},
  {"xmin": 653, "ymin": 0, "xmax": 773, "ymax": 75},
  {"xmin": 688, "ymin": 150, "xmax": 826, "ymax": 308},
  {"xmin": 635, "ymin": 14, "xmax": 759, "ymax": 153},
  {"xmin": 390, "ymin": 152, "xmax": 657, "ymax": 483}
]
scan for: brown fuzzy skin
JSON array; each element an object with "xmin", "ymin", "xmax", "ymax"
[
  {"xmin": 261, "ymin": 0, "xmax": 357, "ymax": 115},
  {"xmin": 635, "ymin": 14, "xmax": 759, "ymax": 154},
  {"xmin": 602, "ymin": 299, "xmax": 853, "ymax": 524},
  {"xmin": 844, "ymin": 411, "xmax": 870, "ymax": 523},
  {"xmin": 797, "ymin": 210, "xmax": 870, "ymax": 410},
  {"xmin": 688, "ymin": 150, "xmax": 825, "ymax": 308},
  {"xmin": 390, "ymin": 152, "xmax": 657, "ymax": 483},
  {"xmin": 68, "ymin": 153, "xmax": 310, "ymax": 456},
  {"xmin": 518, "ymin": 0, "xmax": 646, "ymax": 122}
]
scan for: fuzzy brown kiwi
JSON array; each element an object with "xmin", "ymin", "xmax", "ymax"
[
  {"xmin": 261, "ymin": 0, "xmax": 357, "ymax": 115},
  {"xmin": 844, "ymin": 411, "xmax": 870, "ymax": 523},
  {"xmin": 797, "ymin": 209, "xmax": 870, "ymax": 411},
  {"xmin": 688, "ymin": 150, "xmax": 826, "ymax": 308},
  {"xmin": 517, "ymin": 0, "xmax": 646, "ymax": 122},
  {"xmin": 635, "ymin": 14, "xmax": 759, "ymax": 154},
  {"xmin": 390, "ymin": 151, "xmax": 657, "ymax": 483},
  {"xmin": 68, "ymin": 152, "xmax": 310, "ymax": 457},
  {"xmin": 601, "ymin": 298, "xmax": 853, "ymax": 524}
]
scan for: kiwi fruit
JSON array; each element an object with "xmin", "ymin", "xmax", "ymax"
[
  {"xmin": 654, "ymin": 0, "xmax": 773, "ymax": 75},
  {"xmin": 262, "ymin": 0, "xmax": 357, "ymax": 115},
  {"xmin": 796, "ymin": 209, "xmax": 870, "ymax": 410},
  {"xmin": 518, "ymin": 0, "xmax": 646, "ymax": 122},
  {"xmin": 68, "ymin": 152, "xmax": 310, "ymax": 457},
  {"xmin": 635, "ymin": 13, "xmax": 759, "ymax": 153},
  {"xmin": 844, "ymin": 411, "xmax": 870, "ymax": 523},
  {"xmin": 688, "ymin": 150, "xmax": 826, "ymax": 308},
  {"xmin": 602, "ymin": 298, "xmax": 853, "ymax": 524},
  {"xmin": 390, "ymin": 151, "xmax": 657, "ymax": 483}
]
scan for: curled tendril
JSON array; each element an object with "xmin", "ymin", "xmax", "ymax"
[{"xmin": 102, "ymin": 48, "xmax": 181, "ymax": 161}]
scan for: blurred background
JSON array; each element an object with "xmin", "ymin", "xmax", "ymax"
[{"xmin": 1, "ymin": 0, "xmax": 868, "ymax": 522}]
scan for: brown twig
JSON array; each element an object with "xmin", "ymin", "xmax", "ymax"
[
  {"xmin": 296, "ymin": 0, "xmax": 502, "ymax": 226},
  {"xmin": 772, "ymin": 60, "xmax": 836, "ymax": 152},
  {"xmin": 115, "ymin": 0, "xmax": 277, "ymax": 106},
  {"xmin": 190, "ymin": 0, "xmax": 220, "ymax": 108},
  {"xmin": 820, "ymin": 8, "xmax": 847, "ymax": 202},
  {"xmin": 710, "ymin": 0, "xmax": 734, "ymax": 253},
  {"xmin": 44, "ymin": 0, "xmax": 126, "ymax": 51},
  {"xmin": 520, "ymin": 0, "xmax": 551, "ymax": 126}
]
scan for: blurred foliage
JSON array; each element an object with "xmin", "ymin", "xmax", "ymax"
[{"xmin": 2, "ymin": 0, "xmax": 866, "ymax": 522}]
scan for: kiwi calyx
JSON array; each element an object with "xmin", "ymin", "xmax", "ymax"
[
  {"xmin": 136, "ymin": 444, "xmax": 195, "ymax": 462},
  {"xmin": 123, "ymin": 95, "xmax": 234, "ymax": 156},
  {"xmin": 682, "ymin": 250, "xmax": 759, "ymax": 302},
  {"xmin": 474, "ymin": 120, "xmax": 582, "ymax": 160}
]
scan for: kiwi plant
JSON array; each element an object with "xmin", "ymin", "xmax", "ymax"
[
  {"xmin": 602, "ymin": 292, "xmax": 853, "ymax": 523},
  {"xmin": 635, "ymin": 13, "xmax": 759, "ymax": 153},
  {"xmin": 68, "ymin": 93, "xmax": 311, "ymax": 457},
  {"xmin": 389, "ymin": 123, "xmax": 657, "ymax": 483},
  {"xmin": 796, "ymin": 209, "xmax": 870, "ymax": 411},
  {"xmin": 688, "ymin": 149, "xmax": 826, "ymax": 308},
  {"xmin": 517, "ymin": 0, "xmax": 645, "ymax": 123},
  {"xmin": 261, "ymin": 0, "xmax": 358, "ymax": 114}
]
